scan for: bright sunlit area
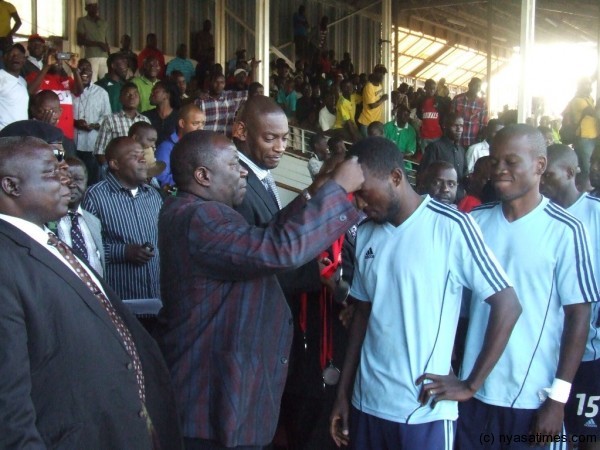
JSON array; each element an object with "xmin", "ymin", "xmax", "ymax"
[
  {"xmin": 490, "ymin": 41, "xmax": 598, "ymax": 119},
  {"xmin": 11, "ymin": 0, "xmax": 65, "ymax": 38}
]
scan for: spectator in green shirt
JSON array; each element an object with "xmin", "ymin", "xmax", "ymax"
[
  {"xmin": 383, "ymin": 103, "xmax": 416, "ymax": 156},
  {"xmin": 96, "ymin": 52, "xmax": 129, "ymax": 113}
]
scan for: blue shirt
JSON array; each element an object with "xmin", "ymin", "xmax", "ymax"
[
  {"xmin": 351, "ymin": 196, "xmax": 511, "ymax": 424},
  {"xmin": 155, "ymin": 131, "xmax": 179, "ymax": 186},
  {"xmin": 82, "ymin": 172, "xmax": 163, "ymax": 300},
  {"xmin": 165, "ymin": 57, "xmax": 195, "ymax": 83}
]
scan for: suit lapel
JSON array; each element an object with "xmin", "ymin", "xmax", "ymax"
[
  {"xmin": 81, "ymin": 209, "xmax": 105, "ymax": 268},
  {"xmin": 0, "ymin": 222, "xmax": 129, "ymax": 353},
  {"xmin": 241, "ymin": 161, "xmax": 279, "ymax": 216}
]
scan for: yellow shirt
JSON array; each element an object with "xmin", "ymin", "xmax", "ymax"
[
  {"xmin": 0, "ymin": 1, "xmax": 16, "ymax": 37},
  {"xmin": 334, "ymin": 94, "xmax": 357, "ymax": 129},
  {"xmin": 358, "ymin": 82, "xmax": 384, "ymax": 126},
  {"xmin": 570, "ymin": 96, "xmax": 598, "ymax": 139}
]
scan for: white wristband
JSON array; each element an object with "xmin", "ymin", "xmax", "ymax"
[{"xmin": 547, "ymin": 378, "xmax": 572, "ymax": 404}]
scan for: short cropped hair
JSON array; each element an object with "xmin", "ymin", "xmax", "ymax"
[
  {"xmin": 171, "ymin": 130, "xmax": 218, "ymax": 188},
  {"xmin": 352, "ymin": 136, "xmax": 405, "ymax": 177}
]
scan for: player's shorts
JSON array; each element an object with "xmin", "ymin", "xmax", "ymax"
[
  {"xmin": 457, "ymin": 398, "xmax": 566, "ymax": 450},
  {"xmin": 565, "ymin": 358, "xmax": 600, "ymax": 437},
  {"xmin": 350, "ymin": 406, "xmax": 454, "ymax": 450}
]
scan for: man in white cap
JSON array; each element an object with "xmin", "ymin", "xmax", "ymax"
[{"xmin": 76, "ymin": 0, "xmax": 109, "ymax": 83}]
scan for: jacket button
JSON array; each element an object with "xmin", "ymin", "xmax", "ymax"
[
  {"xmin": 138, "ymin": 409, "xmax": 146, "ymax": 418},
  {"xmin": 339, "ymin": 214, "xmax": 347, "ymax": 222},
  {"xmin": 126, "ymin": 362, "xmax": 133, "ymax": 370},
  {"xmin": 280, "ymin": 357, "xmax": 288, "ymax": 364}
]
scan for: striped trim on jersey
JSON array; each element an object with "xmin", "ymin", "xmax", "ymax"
[
  {"xmin": 544, "ymin": 202, "xmax": 599, "ymax": 303},
  {"xmin": 427, "ymin": 200, "xmax": 510, "ymax": 292},
  {"xmin": 585, "ymin": 193, "xmax": 600, "ymax": 205},
  {"xmin": 470, "ymin": 201, "xmax": 500, "ymax": 212}
]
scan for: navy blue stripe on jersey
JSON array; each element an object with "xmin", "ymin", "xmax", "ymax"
[
  {"xmin": 585, "ymin": 194, "xmax": 600, "ymax": 204},
  {"xmin": 510, "ymin": 271, "xmax": 555, "ymax": 407},
  {"xmin": 470, "ymin": 201, "xmax": 500, "ymax": 212},
  {"xmin": 427, "ymin": 201, "xmax": 509, "ymax": 292},
  {"xmin": 545, "ymin": 202, "xmax": 598, "ymax": 303}
]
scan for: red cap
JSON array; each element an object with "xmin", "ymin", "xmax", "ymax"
[{"xmin": 28, "ymin": 34, "xmax": 45, "ymax": 43}]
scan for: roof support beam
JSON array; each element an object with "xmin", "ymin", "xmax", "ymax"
[{"xmin": 518, "ymin": 0, "xmax": 536, "ymax": 123}]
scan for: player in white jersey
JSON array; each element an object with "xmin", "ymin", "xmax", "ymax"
[
  {"xmin": 541, "ymin": 144, "xmax": 600, "ymax": 449},
  {"xmin": 329, "ymin": 137, "xmax": 521, "ymax": 450},
  {"xmin": 459, "ymin": 125, "xmax": 597, "ymax": 450}
]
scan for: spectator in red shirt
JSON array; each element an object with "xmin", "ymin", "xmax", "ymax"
[
  {"xmin": 417, "ymin": 78, "xmax": 444, "ymax": 155},
  {"xmin": 137, "ymin": 33, "xmax": 165, "ymax": 79},
  {"xmin": 458, "ymin": 155, "xmax": 491, "ymax": 213},
  {"xmin": 26, "ymin": 49, "xmax": 83, "ymax": 140}
]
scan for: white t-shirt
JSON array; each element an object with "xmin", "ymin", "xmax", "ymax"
[
  {"xmin": 0, "ymin": 69, "xmax": 28, "ymax": 130},
  {"xmin": 567, "ymin": 194, "xmax": 600, "ymax": 362},
  {"xmin": 465, "ymin": 140, "xmax": 489, "ymax": 174},
  {"xmin": 350, "ymin": 196, "xmax": 511, "ymax": 424},
  {"xmin": 319, "ymin": 106, "xmax": 336, "ymax": 131},
  {"xmin": 463, "ymin": 198, "xmax": 598, "ymax": 409}
]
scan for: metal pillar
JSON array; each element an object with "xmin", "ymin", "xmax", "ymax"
[
  {"xmin": 255, "ymin": 0, "xmax": 270, "ymax": 89},
  {"xmin": 215, "ymin": 0, "xmax": 227, "ymax": 68},
  {"xmin": 597, "ymin": 16, "xmax": 600, "ymax": 100},
  {"xmin": 486, "ymin": 1, "xmax": 493, "ymax": 116},
  {"xmin": 517, "ymin": 0, "xmax": 536, "ymax": 123},
  {"xmin": 382, "ymin": 0, "xmax": 392, "ymax": 121}
]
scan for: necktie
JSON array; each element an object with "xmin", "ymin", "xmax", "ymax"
[
  {"xmin": 47, "ymin": 232, "xmax": 146, "ymax": 404},
  {"xmin": 69, "ymin": 211, "xmax": 89, "ymax": 263},
  {"xmin": 47, "ymin": 236, "xmax": 160, "ymax": 448},
  {"xmin": 263, "ymin": 172, "xmax": 282, "ymax": 210}
]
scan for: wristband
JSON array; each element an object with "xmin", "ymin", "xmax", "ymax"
[
  {"xmin": 547, "ymin": 378, "xmax": 571, "ymax": 404},
  {"xmin": 301, "ymin": 188, "xmax": 312, "ymax": 202}
]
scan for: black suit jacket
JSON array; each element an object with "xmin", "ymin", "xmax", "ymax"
[
  {"xmin": 0, "ymin": 220, "xmax": 182, "ymax": 450},
  {"xmin": 235, "ymin": 160, "xmax": 321, "ymax": 295}
]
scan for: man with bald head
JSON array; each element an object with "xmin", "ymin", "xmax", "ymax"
[
  {"xmin": 458, "ymin": 125, "xmax": 597, "ymax": 449},
  {"xmin": 82, "ymin": 136, "xmax": 163, "ymax": 300},
  {"xmin": 155, "ymin": 129, "xmax": 363, "ymax": 449},
  {"xmin": 541, "ymin": 144, "xmax": 600, "ymax": 448},
  {"xmin": 0, "ymin": 136, "xmax": 182, "ymax": 449},
  {"xmin": 155, "ymin": 103, "xmax": 206, "ymax": 188}
]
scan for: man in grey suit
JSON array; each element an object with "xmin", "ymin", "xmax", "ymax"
[
  {"xmin": 57, "ymin": 156, "xmax": 105, "ymax": 275},
  {"xmin": 0, "ymin": 137, "xmax": 182, "ymax": 448}
]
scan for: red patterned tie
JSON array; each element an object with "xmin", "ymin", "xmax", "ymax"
[
  {"xmin": 47, "ymin": 232, "xmax": 162, "ymax": 447},
  {"xmin": 47, "ymin": 232, "xmax": 146, "ymax": 402}
]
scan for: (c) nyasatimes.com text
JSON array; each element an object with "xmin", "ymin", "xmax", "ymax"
[{"xmin": 479, "ymin": 432, "xmax": 597, "ymax": 445}]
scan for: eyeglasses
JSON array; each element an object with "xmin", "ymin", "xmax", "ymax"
[{"xmin": 52, "ymin": 147, "xmax": 65, "ymax": 162}]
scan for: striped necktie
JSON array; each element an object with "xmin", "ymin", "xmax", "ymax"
[
  {"xmin": 69, "ymin": 211, "xmax": 89, "ymax": 263},
  {"xmin": 263, "ymin": 172, "xmax": 281, "ymax": 210}
]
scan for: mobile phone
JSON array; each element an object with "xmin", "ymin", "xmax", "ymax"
[
  {"xmin": 142, "ymin": 242, "xmax": 154, "ymax": 252},
  {"xmin": 56, "ymin": 52, "xmax": 74, "ymax": 60}
]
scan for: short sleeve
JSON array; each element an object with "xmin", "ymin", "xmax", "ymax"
[
  {"xmin": 555, "ymin": 219, "xmax": 599, "ymax": 306},
  {"xmin": 452, "ymin": 213, "xmax": 512, "ymax": 301}
]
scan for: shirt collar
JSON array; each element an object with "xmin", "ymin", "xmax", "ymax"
[
  {"xmin": 238, "ymin": 151, "xmax": 269, "ymax": 181},
  {"xmin": 0, "ymin": 214, "xmax": 52, "ymax": 247},
  {"xmin": 105, "ymin": 171, "xmax": 149, "ymax": 194}
]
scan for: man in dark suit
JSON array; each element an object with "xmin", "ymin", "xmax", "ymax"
[
  {"xmin": 56, "ymin": 156, "xmax": 105, "ymax": 275},
  {"xmin": 155, "ymin": 130, "xmax": 363, "ymax": 449},
  {"xmin": 0, "ymin": 136, "xmax": 182, "ymax": 449},
  {"xmin": 233, "ymin": 95, "xmax": 333, "ymax": 447}
]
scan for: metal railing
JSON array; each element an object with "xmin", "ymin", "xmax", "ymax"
[{"xmin": 287, "ymin": 125, "xmax": 420, "ymax": 187}]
